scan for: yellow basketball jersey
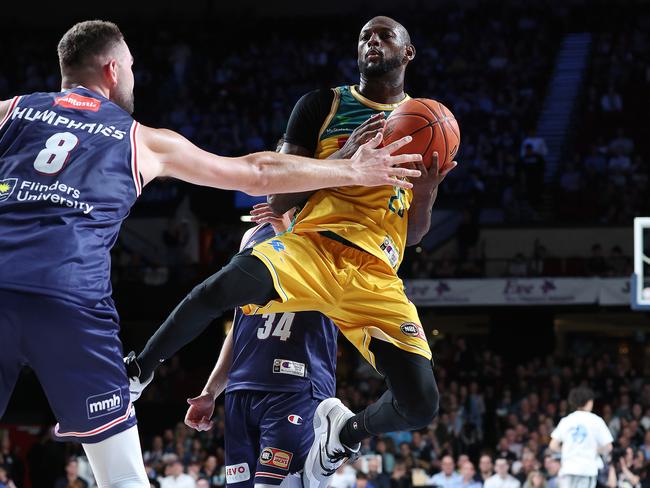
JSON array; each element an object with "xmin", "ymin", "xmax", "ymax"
[{"xmin": 292, "ymin": 85, "xmax": 412, "ymax": 270}]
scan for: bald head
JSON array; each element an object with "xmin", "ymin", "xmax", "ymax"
[
  {"xmin": 364, "ymin": 16, "xmax": 411, "ymax": 45},
  {"xmin": 357, "ymin": 16, "xmax": 415, "ymax": 79}
]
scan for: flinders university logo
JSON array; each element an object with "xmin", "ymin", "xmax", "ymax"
[{"xmin": 0, "ymin": 178, "xmax": 17, "ymax": 202}]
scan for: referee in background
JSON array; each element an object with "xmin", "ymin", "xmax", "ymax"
[{"xmin": 549, "ymin": 387, "xmax": 613, "ymax": 488}]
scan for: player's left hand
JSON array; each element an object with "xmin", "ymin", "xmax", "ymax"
[
  {"xmin": 250, "ymin": 203, "xmax": 293, "ymax": 234},
  {"xmin": 185, "ymin": 392, "xmax": 216, "ymax": 431},
  {"xmin": 410, "ymin": 152, "xmax": 457, "ymax": 199}
]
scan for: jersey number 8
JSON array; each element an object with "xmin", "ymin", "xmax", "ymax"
[{"xmin": 33, "ymin": 132, "xmax": 79, "ymax": 175}]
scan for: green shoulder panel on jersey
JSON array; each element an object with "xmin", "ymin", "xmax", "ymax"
[{"xmin": 315, "ymin": 85, "xmax": 411, "ymax": 159}]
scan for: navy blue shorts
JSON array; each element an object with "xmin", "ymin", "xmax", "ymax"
[
  {"xmin": 224, "ymin": 386, "xmax": 320, "ymax": 486},
  {"xmin": 0, "ymin": 289, "xmax": 136, "ymax": 443}
]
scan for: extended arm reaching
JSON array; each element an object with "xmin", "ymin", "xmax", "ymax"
[
  {"xmin": 136, "ymin": 126, "xmax": 421, "ymax": 195},
  {"xmin": 184, "ymin": 327, "xmax": 235, "ymax": 431}
]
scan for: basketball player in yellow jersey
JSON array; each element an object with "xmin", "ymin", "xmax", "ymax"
[{"xmin": 130, "ymin": 16, "xmax": 456, "ymax": 488}]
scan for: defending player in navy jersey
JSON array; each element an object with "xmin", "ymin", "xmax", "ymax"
[
  {"xmin": 184, "ymin": 207, "xmax": 337, "ymax": 487},
  {"xmin": 0, "ymin": 20, "xmax": 420, "ymax": 487}
]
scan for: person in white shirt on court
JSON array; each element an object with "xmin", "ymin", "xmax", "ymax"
[
  {"xmin": 549, "ymin": 387, "xmax": 613, "ymax": 488},
  {"xmin": 485, "ymin": 458, "xmax": 521, "ymax": 488}
]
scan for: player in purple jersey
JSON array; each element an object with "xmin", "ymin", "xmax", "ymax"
[
  {"xmin": 0, "ymin": 20, "xmax": 420, "ymax": 487},
  {"xmin": 183, "ymin": 207, "xmax": 337, "ymax": 487}
]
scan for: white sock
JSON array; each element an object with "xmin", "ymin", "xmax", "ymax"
[{"xmin": 82, "ymin": 425, "xmax": 149, "ymax": 487}]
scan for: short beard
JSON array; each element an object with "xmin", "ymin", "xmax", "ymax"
[
  {"xmin": 358, "ymin": 55, "xmax": 403, "ymax": 78},
  {"xmin": 114, "ymin": 88, "xmax": 135, "ymax": 114}
]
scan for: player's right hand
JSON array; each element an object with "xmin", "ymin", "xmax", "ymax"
[
  {"xmin": 338, "ymin": 112, "xmax": 386, "ymax": 158},
  {"xmin": 185, "ymin": 392, "xmax": 216, "ymax": 431},
  {"xmin": 350, "ymin": 132, "xmax": 422, "ymax": 189}
]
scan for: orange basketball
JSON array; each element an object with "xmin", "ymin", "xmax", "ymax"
[{"xmin": 383, "ymin": 98, "xmax": 460, "ymax": 170}]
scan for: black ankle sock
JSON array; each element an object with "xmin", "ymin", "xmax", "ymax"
[{"xmin": 339, "ymin": 412, "xmax": 370, "ymax": 447}]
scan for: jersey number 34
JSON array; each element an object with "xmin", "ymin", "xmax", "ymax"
[{"xmin": 257, "ymin": 313, "xmax": 296, "ymax": 341}]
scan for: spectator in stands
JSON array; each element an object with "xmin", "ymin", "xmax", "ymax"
[
  {"xmin": 0, "ymin": 435, "xmax": 22, "ymax": 488},
  {"xmin": 559, "ymin": 160, "xmax": 583, "ymax": 201},
  {"xmin": 640, "ymin": 431, "xmax": 650, "ymax": 461},
  {"xmin": 507, "ymin": 253, "xmax": 528, "ymax": 277},
  {"xmin": 460, "ymin": 462, "xmax": 482, "ymax": 488},
  {"xmin": 607, "ymin": 447, "xmax": 642, "ymax": 488},
  {"xmin": 366, "ymin": 456, "xmax": 391, "ymax": 488},
  {"xmin": 477, "ymin": 455, "xmax": 495, "ymax": 484},
  {"xmin": 0, "ymin": 467, "xmax": 16, "ymax": 488},
  {"xmin": 600, "ymin": 85, "xmax": 623, "ymax": 112},
  {"xmin": 520, "ymin": 130, "xmax": 548, "ymax": 159},
  {"xmin": 390, "ymin": 461, "xmax": 411, "ymax": 488},
  {"xmin": 514, "ymin": 451, "xmax": 539, "ymax": 484},
  {"xmin": 608, "ymin": 129, "xmax": 634, "ymax": 156},
  {"xmin": 430, "ymin": 455, "xmax": 462, "ymax": 488},
  {"xmin": 144, "ymin": 436, "xmax": 165, "ymax": 470},
  {"xmin": 520, "ymin": 144, "xmax": 546, "ymax": 204},
  {"xmin": 523, "ymin": 471, "xmax": 546, "ymax": 488},
  {"xmin": 542, "ymin": 453, "xmax": 560, "ymax": 488},
  {"xmin": 484, "ymin": 458, "xmax": 521, "ymax": 488},
  {"xmin": 53, "ymin": 457, "xmax": 88, "ymax": 488},
  {"xmin": 160, "ymin": 460, "xmax": 195, "ymax": 488},
  {"xmin": 583, "ymin": 146, "xmax": 608, "ymax": 174},
  {"xmin": 375, "ymin": 439, "xmax": 396, "ymax": 475}
]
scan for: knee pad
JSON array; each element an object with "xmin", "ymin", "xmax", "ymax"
[{"xmin": 396, "ymin": 377, "xmax": 439, "ymax": 429}]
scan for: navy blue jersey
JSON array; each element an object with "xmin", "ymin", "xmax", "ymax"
[
  {"xmin": 227, "ymin": 224, "xmax": 337, "ymax": 400},
  {"xmin": 0, "ymin": 87, "xmax": 141, "ymax": 304}
]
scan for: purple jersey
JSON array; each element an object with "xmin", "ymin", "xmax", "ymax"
[
  {"xmin": 0, "ymin": 87, "xmax": 140, "ymax": 304},
  {"xmin": 227, "ymin": 224, "xmax": 337, "ymax": 400}
]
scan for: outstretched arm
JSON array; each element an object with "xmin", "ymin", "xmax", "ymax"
[
  {"xmin": 268, "ymin": 112, "xmax": 388, "ymax": 214},
  {"xmin": 184, "ymin": 327, "xmax": 234, "ymax": 431},
  {"xmin": 136, "ymin": 125, "xmax": 421, "ymax": 195}
]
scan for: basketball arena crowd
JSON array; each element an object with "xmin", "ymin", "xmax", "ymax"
[{"xmin": 1, "ymin": 1, "xmax": 650, "ymax": 487}]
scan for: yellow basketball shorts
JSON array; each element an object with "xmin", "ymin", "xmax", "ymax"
[{"xmin": 241, "ymin": 231, "xmax": 432, "ymax": 368}]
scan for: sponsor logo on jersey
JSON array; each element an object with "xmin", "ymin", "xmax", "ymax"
[
  {"xmin": 287, "ymin": 414, "xmax": 303, "ymax": 425},
  {"xmin": 380, "ymin": 235, "xmax": 400, "ymax": 268},
  {"xmin": 226, "ymin": 463, "xmax": 251, "ymax": 483},
  {"xmin": 259, "ymin": 447, "xmax": 293, "ymax": 470},
  {"xmin": 400, "ymin": 322, "xmax": 426, "ymax": 341},
  {"xmin": 54, "ymin": 93, "xmax": 101, "ymax": 112},
  {"xmin": 269, "ymin": 239, "xmax": 286, "ymax": 252},
  {"xmin": 0, "ymin": 178, "xmax": 17, "ymax": 202},
  {"xmin": 86, "ymin": 388, "xmax": 122, "ymax": 419},
  {"xmin": 9, "ymin": 179, "xmax": 94, "ymax": 214},
  {"xmin": 273, "ymin": 359, "xmax": 306, "ymax": 377}
]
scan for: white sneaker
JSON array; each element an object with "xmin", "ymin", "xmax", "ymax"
[
  {"xmin": 302, "ymin": 398, "xmax": 361, "ymax": 488},
  {"xmin": 124, "ymin": 352, "xmax": 153, "ymax": 402}
]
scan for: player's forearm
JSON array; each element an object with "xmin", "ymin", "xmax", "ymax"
[
  {"xmin": 137, "ymin": 285, "xmax": 224, "ymax": 380},
  {"xmin": 202, "ymin": 328, "xmax": 234, "ymax": 398},
  {"xmin": 599, "ymin": 443, "xmax": 613, "ymax": 455},
  {"xmin": 549, "ymin": 439, "xmax": 562, "ymax": 452},
  {"xmin": 406, "ymin": 188, "xmax": 437, "ymax": 246},
  {"xmin": 267, "ymin": 191, "xmax": 314, "ymax": 215},
  {"xmin": 242, "ymin": 151, "xmax": 363, "ymax": 196}
]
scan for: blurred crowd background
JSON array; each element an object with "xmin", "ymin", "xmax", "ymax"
[{"xmin": 1, "ymin": 0, "xmax": 649, "ymax": 487}]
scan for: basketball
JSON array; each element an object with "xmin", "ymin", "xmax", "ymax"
[{"xmin": 383, "ymin": 98, "xmax": 460, "ymax": 170}]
